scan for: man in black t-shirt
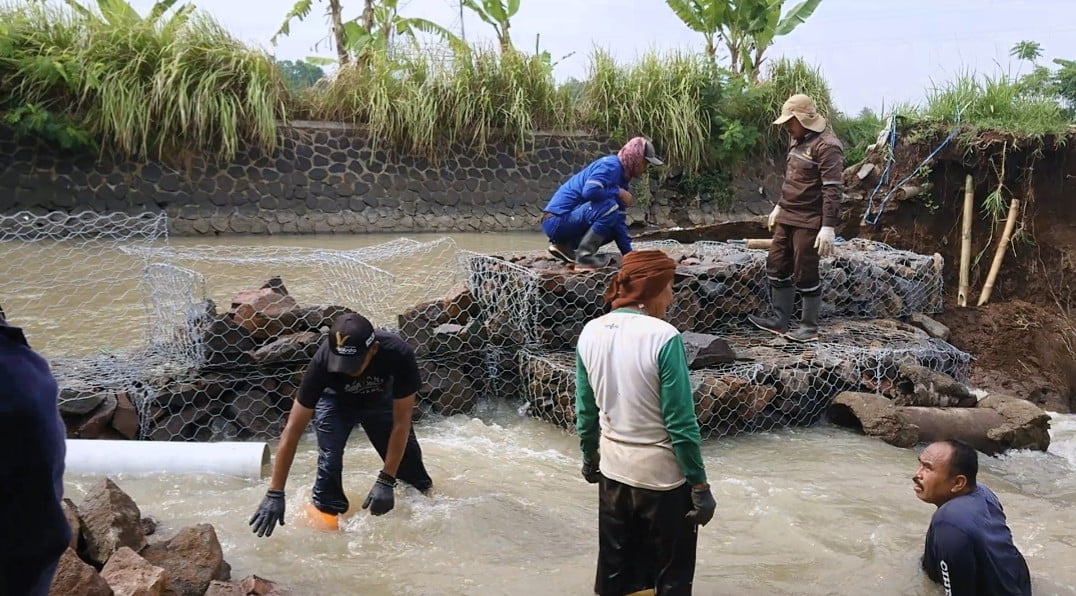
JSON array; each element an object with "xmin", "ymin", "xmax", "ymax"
[{"xmin": 249, "ymin": 313, "xmax": 433, "ymax": 536}]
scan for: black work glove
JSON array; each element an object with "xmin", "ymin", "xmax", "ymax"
[
  {"xmin": 686, "ymin": 484, "xmax": 716, "ymax": 527},
  {"xmin": 581, "ymin": 454, "xmax": 601, "ymax": 484},
  {"xmin": 249, "ymin": 489, "xmax": 286, "ymax": 537},
  {"xmin": 363, "ymin": 471, "xmax": 396, "ymax": 516}
]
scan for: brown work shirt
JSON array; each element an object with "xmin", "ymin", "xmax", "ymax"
[{"xmin": 775, "ymin": 129, "xmax": 844, "ymax": 229}]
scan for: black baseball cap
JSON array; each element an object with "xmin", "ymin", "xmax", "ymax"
[{"xmin": 326, "ymin": 313, "xmax": 376, "ymax": 373}]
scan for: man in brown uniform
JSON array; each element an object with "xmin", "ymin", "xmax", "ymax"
[{"xmin": 748, "ymin": 94, "xmax": 844, "ymax": 342}]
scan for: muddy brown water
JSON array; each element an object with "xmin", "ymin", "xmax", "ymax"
[{"xmin": 4, "ymin": 231, "xmax": 1074, "ymax": 594}]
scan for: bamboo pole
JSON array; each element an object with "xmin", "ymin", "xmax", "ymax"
[
  {"xmin": 977, "ymin": 197, "xmax": 1020, "ymax": 307},
  {"xmin": 958, "ymin": 175, "xmax": 973, "ymax": 307}
]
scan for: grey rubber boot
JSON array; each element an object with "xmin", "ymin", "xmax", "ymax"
[
  {"xmin": 748, "ymin": 284, "xmax": 795, "ymax": 336},
  {"xmin": 785, "ymin": 294, "xmax": 821, "ymax": 342},
  {"xmin": 574, "ymin": 229, "xmax": 612, "ymax": 271}
]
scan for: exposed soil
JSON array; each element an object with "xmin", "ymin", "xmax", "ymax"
[
  {"xmin": 934, "ymin": 301, "xmax": 1076, "ymax": 413},
  {"xmin": 841, "ymin": 130, "xmax": 1076, "ymax": 412}
]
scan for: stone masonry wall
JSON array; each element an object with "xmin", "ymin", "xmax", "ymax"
[{"xmin": 0, "ymin": 122, "xmax": 734, "ymax": 235}]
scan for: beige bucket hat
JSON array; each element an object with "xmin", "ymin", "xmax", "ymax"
[{"xmin": 773, "ymin": 94, "xmax": 827, "ymax": 133}]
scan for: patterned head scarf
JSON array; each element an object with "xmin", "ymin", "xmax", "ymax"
[
  {"xmin": 604, "ymin": 250, "xmax": 678, "ymax": 310},
  {"xmin": 617, "ymin": 137, "xmax": 649, "ymax": 179}
]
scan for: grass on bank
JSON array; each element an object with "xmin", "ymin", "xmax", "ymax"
[{"xmin": 0, "ymin": 2, "xmax": 286, "ymax": 161}]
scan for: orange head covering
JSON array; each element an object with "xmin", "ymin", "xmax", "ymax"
[{"xmin": 604, "ymin": 250, "xmax": 677, "ymax": 310}]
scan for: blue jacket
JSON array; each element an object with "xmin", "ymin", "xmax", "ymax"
[
  {"xmin": 543, "ymin": 155, "xmax": 628, "ymax": 216},
  {"xmin": 921, "ymin": 484, "xmax": 1032, "ymax": 596},
  {"xmin": 0, "ymin": 317, "xmax": 71, "ymax": 596}
]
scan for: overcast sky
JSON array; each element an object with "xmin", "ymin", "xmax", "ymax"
[{"xmin": 128, "ymin": 0, "xmax": 1076, "ymax": 113}]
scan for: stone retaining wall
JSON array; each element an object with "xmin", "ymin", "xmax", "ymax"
[{"xmin": 0, "ymin": 122, "xmax": 735, "ymax": 235}]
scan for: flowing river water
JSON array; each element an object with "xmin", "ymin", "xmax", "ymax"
[{"xmin": 14, "ymin": 231, "xmax": 1075, "ymax": 595}]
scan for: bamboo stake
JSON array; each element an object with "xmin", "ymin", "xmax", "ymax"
[
  {"xmin": 977, "ymin": 197, "xmax": 1020, "ymax": 307},
  {"xmin": 958, "ymin": 175, "xmax": 973, "ymax": 307}
]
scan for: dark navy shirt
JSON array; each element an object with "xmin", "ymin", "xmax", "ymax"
[
  {"xmin": 0, "ymin": 319, "xmax": 71, "ymax": 595},
  {"xmin": 297, "ymin": 330, "xmax": 420, "ymax": 409},
  {"xmin": 922, "ymin": 484, "xmax": 1032, "ymax": 596}
]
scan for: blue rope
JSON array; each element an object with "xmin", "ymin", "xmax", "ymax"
[{"xmin": 861, "ymin": 111, "xmax": 963, "ymax": 227}]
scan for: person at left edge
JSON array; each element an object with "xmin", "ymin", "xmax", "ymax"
[
  {"xmin": 249, "ymin": 312, "xmax": 433, "ymax": 536},
  {"xmin": 0, "ymin": 304, "xmax": 71, "ymax": 595}
]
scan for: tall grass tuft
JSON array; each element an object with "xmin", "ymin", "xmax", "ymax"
[
  {"xmin": 310, "ymin": 46, "xmax": 571, "ymax": 157},
  {"xmin": 922, "ymin": 69, "xmax": 1070, "ymax": 141},
  {"xmin": 0, "ymin": 2, "xmax": 287, "ymax": 161},
  {"xmin": 578, "ymin": 50, "xmax": 714, "ymax": 174}
]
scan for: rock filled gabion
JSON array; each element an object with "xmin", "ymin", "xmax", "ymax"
[
  {"xmin": 52, "ymin": 235, "xmax": 966, "ymax": 443},
  {"xmin": 518, "ymin": 320, "xmax": 971, "ymax": 439},
  {"xmin": 467, "ymin": 239, "xmax": 945, "ymax": 351}
]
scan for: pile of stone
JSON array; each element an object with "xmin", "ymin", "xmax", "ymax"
[
  {"xmin": 51, "ymin": 478, "xmax": 288, "ymax": 595},
  {"xmin": 58, "ymin": 276, "xmax": 352, "ymax": 441},
  {"xmin": 465, "ymin": 239, "xmax": 944, "ymax": 351},
  {"xmin": 518, "ymin": 320, "xmax": 975, "ymax": 440}
]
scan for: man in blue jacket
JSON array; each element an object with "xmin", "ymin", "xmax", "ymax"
[
  {"xmin": 913, "ymin": 439, "xmax": 1032, "ymax": 596},
  {"xmin": 0, "ymin": 305, "xmax": 71, "ymax": 596},
  {"xmin": 541, "ymin": 136, "xmax": 662, "ymax": 271}
]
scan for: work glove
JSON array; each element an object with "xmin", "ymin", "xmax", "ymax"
[
  {"xmin": 767, "ymin": 205, "xmax": 781, "ymax": 231},
  {"xmin": 685, "ymin": 484, "xmax": 716, "ymax": 527},
  {"xmin": 581, "ymin": 454, "xmax": 601, "ymax": 484},
  {"xmin": 814, "ymin": 226, "xmax": 836, "ymax": 258},
  {"xmin": 249, "ymin": 489, "xmax": 286, "ymax": 537},
  {"xmin": 363, "ymin": 471, "xmax": 396, "ymax": 516}
]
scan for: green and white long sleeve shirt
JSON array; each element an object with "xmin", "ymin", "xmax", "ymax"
[{"xmin": 575, "ymin": 308, "xmax": 707, "ymax": 490}]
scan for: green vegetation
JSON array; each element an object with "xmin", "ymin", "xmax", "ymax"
[
  {"xmin": 1, "ymin": 0, "xmax": 1073, "ymax": 187},
  {"xmin": 0, "ymin": 0, "xmax": 286, "ymax": 160}
]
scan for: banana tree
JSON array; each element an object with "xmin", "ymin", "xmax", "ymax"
[
  {"xmin": 462, "ymin": 0, "xmax": 520, "ymax": 53},
  {"xmin": 665, "ymin": 0, "xmax": 822, "ymax": 80},
  {"xmin": 63, "ymin": 0, "xmax": 195, "ymax": 30},
  {"xmin": 273, "ymin": 0, "xmax": 465, "ymax": 66}
]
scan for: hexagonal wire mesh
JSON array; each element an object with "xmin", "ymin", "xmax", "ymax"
[
  {"xmin": 1, "ymin": 210, "xmax": 967, "ymax": 443},
  {"xmin": 454, "ymin": 239, "xmax": 967, "ymax": 439},
  {"xmin": 0, "ymin": 211, "xmax": 169, "ymax": 407},
  {"xmin": 128, "ymin": 237, "xmax": 467, "ymax": 440}
]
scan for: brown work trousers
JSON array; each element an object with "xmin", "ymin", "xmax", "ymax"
[{"xmin": 766, "ymin": 223, "xmax": 821, "ymax": 293}]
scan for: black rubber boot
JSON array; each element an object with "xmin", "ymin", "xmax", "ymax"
[
  {"xmin": 785, "ymin": 294, "xmax": 821, "ymax": 342},
  {"xmin": 574, "ymin": 229, "xmax": 612, "ymax": 271},
  {"xmin": 748, "ymin": 284, "xmax": 794, "ymax": 336}
]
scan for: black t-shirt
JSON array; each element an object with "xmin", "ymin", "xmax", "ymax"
[{"xmin": 297, "ymin": 330, "xmax": 421, "ymax": 409}]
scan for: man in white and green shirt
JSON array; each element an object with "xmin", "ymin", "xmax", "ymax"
[{"xmin": 575, "ymin": 249, "xmax": 717, "ymax": 596}]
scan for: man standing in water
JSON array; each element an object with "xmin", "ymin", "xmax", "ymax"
[
  {"xmin": 249, "ymin": 312, "xmax": 433, "ymax": 536},
  {"xmin": 0, "ymin": 305, "xmax": 71, "ymax": 595},
  {"xmin": 913, "ymin": 439, "xmax": 1032, "ymax": 595},
  {"xmin": 575, "ymin": 250, "xmax": 717, "ymax": 596},
  {"xmin": 541, "ymin": 136, "xmax": 663, "ymax": 271},
  {"xmin": 748, "ymin": 94, "xmax": 844, "ymax": 342}
]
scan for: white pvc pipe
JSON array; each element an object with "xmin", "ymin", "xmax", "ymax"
[{"xmin": 65, "ymin": 440, "xmax": 271, "ymax": 480}]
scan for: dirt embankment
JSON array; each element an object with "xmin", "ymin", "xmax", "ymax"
[{"xmin": 841, "ymin": 129, "xmax": 1076, "ymax": 412}]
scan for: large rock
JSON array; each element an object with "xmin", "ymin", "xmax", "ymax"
[
  {"xmin": 100, "ymin": 547, "xmax": 166, "ymax": 596},
  {"xmin": 252, "ymin": 331, "xmax": 321, "ymax": 364},
  {"xmin": 205, "ymin": 575, "xmax": 291, "ymax": 596},
  {"xmin": 112, "ymin": 391, "xmax": 141, "ymax": 440},
  {"xmin": 681, "ymin": 332, "xmax": 737, "ymax": 369},
  {"xmin": 140, "ymin": 524, "xmax": 230, "ymax": 596},
  {"xmin": 978, "ymin": 394, "xmax": 1052, "ymax": 451},
  {"xmin": 80, "ymin": 478, "xmax": 146, "ymax": 565},
  {"xmin": 828, "ymin": 391, "xmax": 920, "ymax": 448},
  {"xmin": 49, "ymin": 547, "xmax": 113, "ymax": 596},
  {"xmin": 61, "ymin": 498, "xmax": 81, "ymax": 550},
  {"xmin": 229, "ymin": 288, "xmax": 299, "ymax": 341},
  {"xmin": 202, "ymin": 317, "xmax": 257, "ymax": 367},
  {"xmin": 75, "ymin": 393, "xmax": 118, "ymax": 438},
  {"xmin": 909, "ymin": 312, "xmax": 950, "ymax": 340},
  {"xmin": 59, "ymin": 388, "xmax": 105, "ymax": 416},
  {"xmin": 893, "ymin": 362, "xmax": 976, "ymax": 407}
]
